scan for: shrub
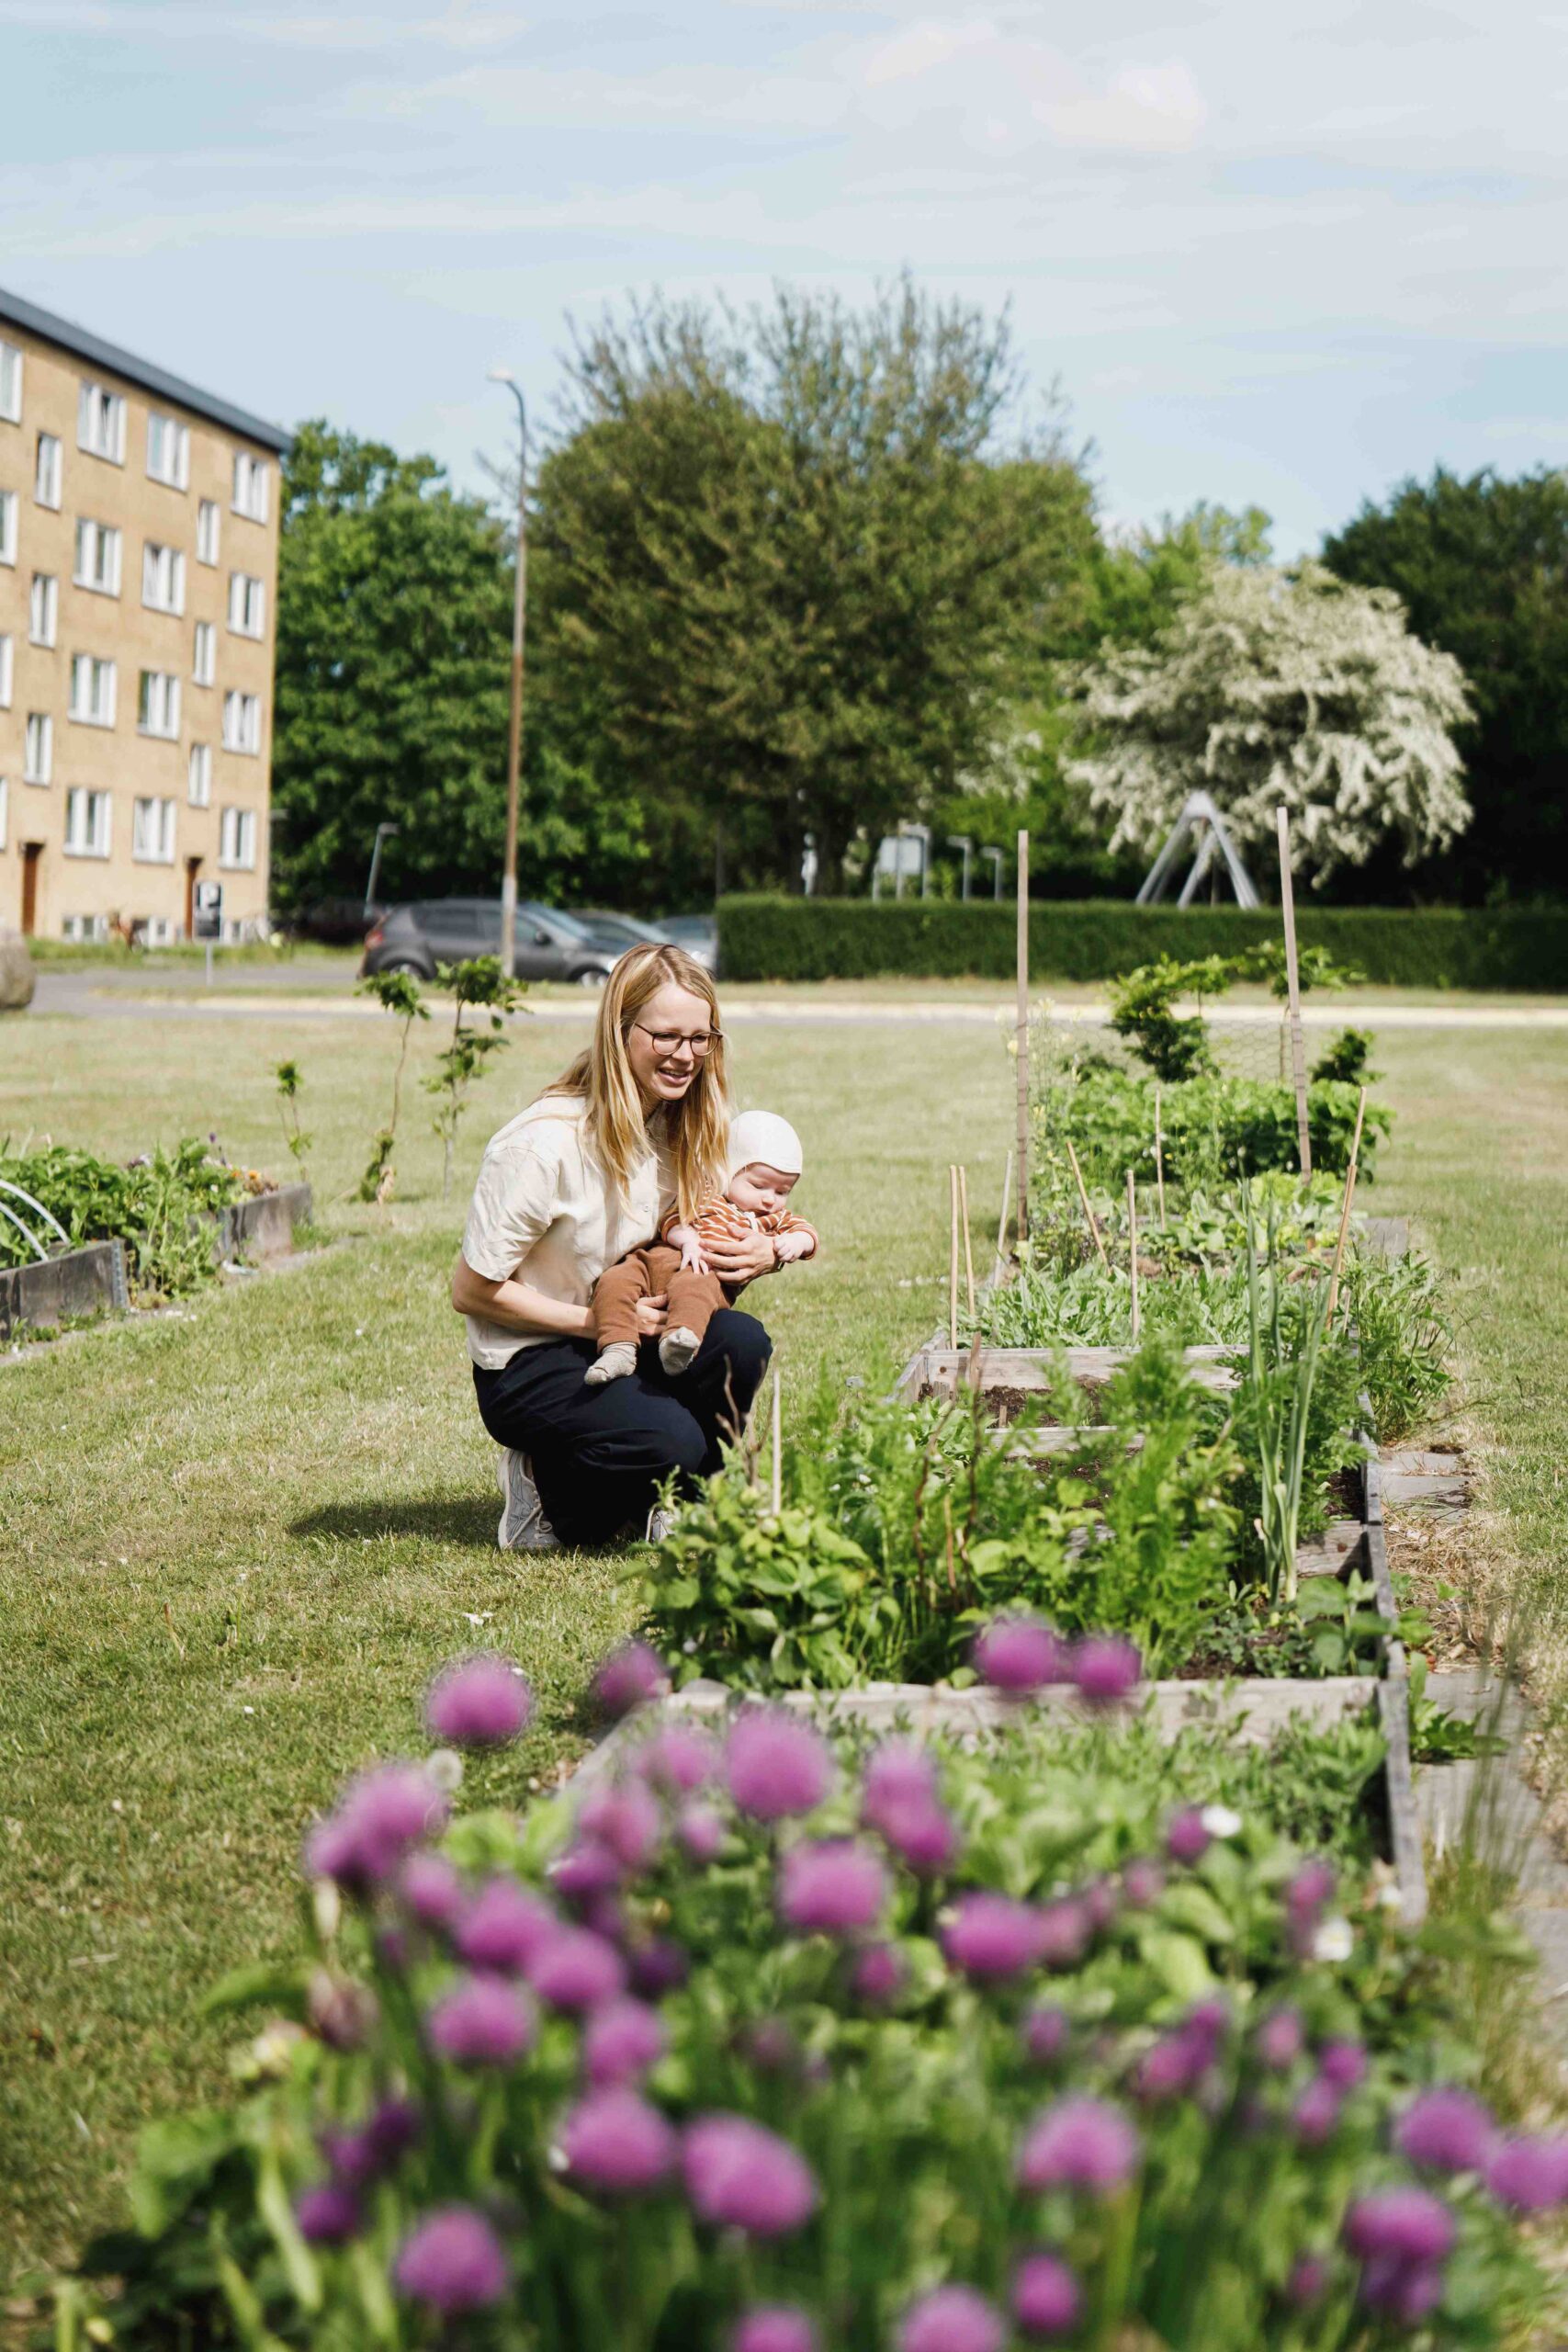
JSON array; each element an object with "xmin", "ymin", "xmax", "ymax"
[{"xmin": 0, "ymin": 1138, "xmax": 257, "ymax": 1298}]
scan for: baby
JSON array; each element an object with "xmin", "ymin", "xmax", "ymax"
[{"xmin": 586, "ymin": 1110, "xmax": 818, "ymax": 1385}]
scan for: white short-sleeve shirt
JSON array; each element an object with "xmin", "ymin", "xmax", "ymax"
[{"xmin": 461, "ymin": 1095, "xmax": 674, "ymax": 1369}]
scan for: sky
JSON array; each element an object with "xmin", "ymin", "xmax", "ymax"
[{"xmin": 2, "ymin": 0, "xmax": 1564, "ymax": 554}]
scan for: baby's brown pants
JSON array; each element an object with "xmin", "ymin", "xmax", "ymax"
[{"xmin": 592, "ymin": 1242, "xmax": 732, "ymax": 1351}]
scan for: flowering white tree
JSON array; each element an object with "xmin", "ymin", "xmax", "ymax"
[{"xmin": 1066, "ymin": 560, "xmax": 1472, "ymax": 880}]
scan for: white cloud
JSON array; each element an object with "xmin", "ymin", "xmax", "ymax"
[{"xmin": 0, "ymin": 0, "xmax": 534, "ymax": 46}]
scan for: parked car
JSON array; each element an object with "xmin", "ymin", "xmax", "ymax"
[
  {"xmin": 660, "ymin": 912, "xmax": 718, "ymax": 971},
  {"xmin": 359, "ymin": 899, "xmax": 621, "ymax": 986},
  {"xmin": 291, "ymin": 896, "xmax": 385, "ymax": 945}
]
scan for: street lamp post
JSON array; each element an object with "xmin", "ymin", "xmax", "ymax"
[
  {"xmin": 365, "ymin": 820, "xmax": 399, "ymax": 917},
  {"xmin": 945, "ymin": 834, "xmax": 974, "ymax": 900},
  {"xmin": 488, "ymin": 368, "xmax": 528, "ymax": 980},
  {"xmin": 981, "ymin": 845, "xmax": 1005, "ymax": 899}
]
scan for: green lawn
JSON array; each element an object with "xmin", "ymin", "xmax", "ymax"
[{"xmin": 5, "ymin": 995, "xmax": 1568, "ymax": 2279}]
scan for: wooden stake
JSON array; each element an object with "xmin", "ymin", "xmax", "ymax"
[
  {"xmin": 769, "ymin": 1364, "xmax": 783, "ymax": 1516},
  {"xmin": 1154, "ymin": 1084, "xmax": 1167, "ymax": 1228},
  {"xmin": 947, "ymin": 1164, "xmax": 961, "ymax": 1348},
  {"xmin": 958, "ymin": 1163, "xmax": 976, "ymax": 1320},
  {"xmin": 1276, "ymin": 805, "xmax": 1313, "ymax": 1178},
  {"xmin": 1015, "ymin": 830, "xmax": 1030, "ymax": 1243},
  {"xmin": 1065, "ymin": 1137, "xmax": 1111, "ymax": 1271},
  {"xmin": 1325, "ymin": 1086, "xmax": 1368, "ymax": 1327},
  {"xmin": 991, "ymin": 1149, "xmax": 1013, "ymax": 1284},
  {"xmin": 1127, "ymin": 1167, "xmax": 1140, "ymax": 1344}
]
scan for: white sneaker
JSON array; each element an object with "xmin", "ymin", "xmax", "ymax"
[
  {"xmin": 496, "ymin": 1449, "xmax": 560, "ymax": 1552},
  {"xmin": 646, "ymin": 1501, "xmax": 679, "ymax": 1546},
  {"xmin": 659, "ymin": 1325, "xmax": 701, "ymax": 1376}
]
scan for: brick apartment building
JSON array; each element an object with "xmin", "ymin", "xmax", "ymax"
[{"xmin": 0, "ymin": 288, "xmax": 289, "ymax": 943}]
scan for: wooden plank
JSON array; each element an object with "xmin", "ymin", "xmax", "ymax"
[{"xmin": 1015, "ymin": 830, "xmax": 1030, "ymax": 1244}]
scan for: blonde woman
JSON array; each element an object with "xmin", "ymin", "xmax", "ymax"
[{"xmin": 452, "ymin": 944, "xmax": 775, "ymax": 1550}]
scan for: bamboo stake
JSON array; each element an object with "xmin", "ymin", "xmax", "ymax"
[
  {"xmin": 1276, "ymin": 805, "xmax": 1313, "ymax": 1178},
  {"xmin": 947, "ymin": 1164, "xmax": 960, "ymax": 1349},
  {"xmin": 958, "ymin": 1163, "xmax": 976, "ymax": 1320},
  {"xmin": 1154, "ymin": 1084, "xmax": 1167, "ymax": 1228},
  {"xmin": 1015, "ymin": 830, "xmax": 1030, "ymax": 1243},
  {"xmin": 991, "ymin": 1149, "xmax": 1013, "ymax": 1284},
  {"xmin": 1128, "ymin": 1167, "xmax": 1140, "ymax": 1344},
  {"xmin": 769, "ymin": 1364, "xmax": 783, "ymax": 1516},
  {"xmin": 1325, "ymin": 1086, "xmax": 1368, "ymax": 1327},
  {"xmin": 1065, "ymin": 1137, "xmax": 1111, "ymax": 1271}
]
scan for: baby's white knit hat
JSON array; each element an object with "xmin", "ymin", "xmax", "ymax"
[{"xmin": 726, "ymin": 1110, "xmax": 804, "ymax": 1182}]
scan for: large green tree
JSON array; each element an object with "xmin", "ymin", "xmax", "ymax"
[
  {"xmin": 270, "ymin": 422, "xmax": 648, "ymax": 914},
  {"xmin": 1322, "ymin": 467, "xmax": 1568, "ymax": 904},
  {"xmin": 533, "ymin": 280, "xmax": 1097, "ymax": 895}
]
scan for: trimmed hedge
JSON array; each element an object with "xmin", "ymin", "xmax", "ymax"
[{"xmin": 717, "ymin": 895, "xmax": 1568, "ymax": 990}]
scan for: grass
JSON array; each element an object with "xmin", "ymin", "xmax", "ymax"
[{"xmin": 6, "ymin": 992, "xmax": 1568, "ymax": 2280}]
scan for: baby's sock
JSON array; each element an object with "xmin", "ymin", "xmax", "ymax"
[
  {"xmin": 584, "ymin": 1341, "xmax": 637, "ymax": 1386},
  {"xmin": 659, "ymin": 1326, "xmax": 701, "ymax": 1376}
]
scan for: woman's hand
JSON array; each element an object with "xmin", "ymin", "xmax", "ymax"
[
  {"xmin": 635, "ymin": 1291, "xmax": 670, "ymax": 1338},
  {"xmin": 704, "ymin": 1227, "xmax": 777, "ymax": 1283}
]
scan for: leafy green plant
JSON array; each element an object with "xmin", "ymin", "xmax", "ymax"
[
  {"xmin": 0, "ymin": 1138, "xmax": 255, "ymax": 1299},
  {"xmin": 424, "ymin": 956, "xmax": 526, "ymax": 1200},
  {"xmin": 273, "ymin": 1059, "xmax": 311, "ymax": 1176},
  {"xmin": 1032, "ymin": 1062, "xmax": 1390, "ymax": 1198},
  {"xmin": 1312, "ymin": 1028, "xmax": 1380, "ymax": 1087},
  {"xmin": 1340, "ymin": 1245, "xmax": 1454, "ymax": 1442},
  {"xmin": 1107, "ymin": 953, "xmax": 1233, "ymax": 1081},
  {"xmin": 355, "ymin": 969, "xmax": 429, "ymax": 1203}
]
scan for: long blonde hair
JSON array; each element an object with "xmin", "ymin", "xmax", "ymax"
[{"xmin": 544, "ymin": 944, "xmax": 728, "ymax": 1223}]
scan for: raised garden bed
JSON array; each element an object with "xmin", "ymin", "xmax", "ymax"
[
  {"xmin": 218, "ymin": 1179, "xmax": 312, "ymax": 1262},
  {"xmin": 0, "ymin": 1236, "xmax": 128, "ymax": 1340}
]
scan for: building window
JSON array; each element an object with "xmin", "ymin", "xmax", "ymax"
[
  {"xmin": 62, "ymin": 913, "xmax": 110, "ymax": 942},
  {"xmin": 73, "ymin": 518, "xmax": 122, "ymax": 596},
  {"xmin": 65, "ymin": 786, "xmax": 112, "ymax": 857},
  {"xmin": 144, "ymin": 914, "xmax": 175, "ymax": 945},
  {"xmin": 28, "ymin": 573, "xmax": 58, "ymax": 649},
  {"xmin": 0, "ymin": 635, "xmax": 11, "ymax": 707},
  {"xmin": 197, "ymin": 499, "xmax": 220, "ymax": 565},
  {"xmin": 187, "ymin": 741, "xmax": 212, "ymax": 806},
  {"xmin": 220, "ymin": 804, "xmax": 257, "ymax": 869},
  {"xmin": 69, "ymin": 653, "xmax": 117, "ymax": 728},
  {"xmin": 0, "ymin": 339, "xmax": 20, "ymax": 423},
  {"xmin": 133, "ymin": 795, "xmax": 176, "ymax": 864},
  {"xmin": 146, "ymin": 412, "xmax": 190, "ymax": 490},
  {"xmin": 0, "ymin": 489, "xmax": 16, "ymax": 566},
  {"xmin": 35, "ymin": 432, "xmax": 62, "ymax": 509},
  {"xmin": 193, "ymin": 620, "xmax": 216, "ymax": 686},
  {"xmin": 137, "ymin": 669, "xmax": 181, "ymax": 740},
  {"xmin": 227, "ymin": 571, "xmax": 265, "ymax": 639},
  {"xmin": 0, "ymin": 775, "xmax": 8, "ymax": 852},
  {"xmin": 142, "ymin": 540, "xmax": 186, "ymax": 616},
  {"xmin": 232, "ymin": 451, "xmax": 271, "ymax": 523},
  {"xmin": 25, "ymin": 712, "xmax": 54, "ymax": 785},
  {"xmin": 77, "ymin": 380, "xmax": 127, "ymax": 463},
  {"xmin": 222, "ymin": 689, "xmax": 262, "ymax": 754}
]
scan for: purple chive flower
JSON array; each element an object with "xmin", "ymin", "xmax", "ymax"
[
  {"xmin": 1011, "ymin": 2252, "xmax": 1082, "ymax": 2340},
  {"xmin": 897, "ymin": 2284, "xmax": 1006, "ymax": 2352},
  {"xmin": 861, "ymin": 1742, "xmax": 938, "ymax": 1829},
  {"xmin": 393, "ymin": 2205, "xmax": 509, "ymax": 2313},
  {"xmin": 682, "ymin": 2114, "xmax": 819, "ymax": 2237},
  {"xmin": 1292, "ymin": 2077, "xmax": 1343, "ymax": 2147},
  {"xmin": 1185, "ymin": 1999, "xmax": 1229, "ymax": 2053},
  {"xmin": 1285, "ymin": 1860, "xmax": 1336, "ymax": 1919},
  {"xmin": 427, "ymin": 1973, "xmax": 536, "ymax": 2067},
  {"xmin": 1018, "ymin": 2097, "xmax": 1140, "ymax": 2195},
  {"xmin": 592, "ymin": 1641, "xmax": 670, "ymax": 1719},
  {"xmin": 1287, "ymin": 2255, "xmax": 1330, "ymax": 2308},
  {"xmin": 1317, "ymin": 2038, "xmax": 1367, "ymax": 2091},
  {"xmin": 637, "ymin": 1724, "xmax": 717, "ymax": 1795},
  {"xmin": 1070, "ymin": 1635, "xmax": 1142, "ymax": 1706},
  {"xmin": 629, "ymin": 1936, "xmax": 690, "ymax": 1999},
  {"xmin": 726, "ymin": 1712, "xmax": 834, "ymax": 1822},
  {"xmin": 366, "ymin": 2096, "xmax": 421, "ymax": 2170},
  {"xmin": 1344, "ymin": 2188, "xmax": 1456, "ymax": 2267},
  {"xmin": 779, "ymin": 1840, "xmax": 889, "ymax": 1938},
  {"xmin": 320, "ymin": 2125, "xmax": 377, "ymax": 2189},
  {"xmin": 295, "ymin": 2181, "xmax": 361, "ymax": 2244},
  {"xmin": 1486, "ymin": 2135, "xmax": 1568, "ymax": 2211},
  {"xmin": 530, "ymin": 1927, "xmax": 627, "ymax": 2013},
  {"xmin": 457, "ymin": 1878, "xmax": 558, "ymax": 1974},
  {"xmin": 305, "ymin": 1764, "xmax": 448, "ymax": 1891},
  {"xmin": 551, "ymin": 1841, "xmax": 626, "ymax": 1902},
  {"xmin": 1081, "ymin": 1877, "xmax": 1118, "ymax": 1934},
  {"xmin": 583, "ymin": 1997, "xmax": 666, "ymax": 2087},
  {"xmin": 974, "ymin": 1614, "xmax": 1066, "ymax": 1696},
  {"xmin": 423, "ymin": 1654, "xmax": 532, "ymax": 1747},
  {"xmin": 731, "ymin": 2309, "xmax": 819, "ymax": 2352},
  {"xmin": 579, "ymin": 1781, "xmax": 663, "ymax": 1871},
  {"xmin": 1256, "ymin": 2008, "xmax": 1305, "ymax": 2073},
  {"xmin": 677, "ymin": 1801, "xmax": 727, "ymax": 1863},
  {"xmin": 879, "ymin": 1799, "xmax": 964, "ymax": 1876},
  {"xmin": 1359, "ymin": 2256, "xmax": 1446, "ymax": 2322},
  {"xmin": 1021, "ymin": 2006, "xmax": 1070, "ymax": 2064},
  {"xmin": 851, "ymin": 1941, "xmax": 906, "ymax": 2005},
  {"xmin": 942, "ymin": 1892, "xmax": 1043, "ymax": 1981},
  {"xmin": 1394, "ymin": 2087, "xmax": 1495, "ymax": 2174},
  {"xmin": 1165, "ymin": 1808, "xmax": 1211, "ymax": 1866},
  {"xmin": 1034, "ymin": 1898, "xmax": 1089, "ymax": 1970},
  {"xmin": 1121, "ymin": 1857, "xmax": 1165, "ymax": 1908},
  {"xmin": 583, "ymin": 1891, "xmax": 627, "ymax": 1945},
  {"xmin": 400, "ymin": 1851, "xmax": 465, "ymax": 1932},
  {"xmin": 559, "ymin": 2088, "xmax": 678, "ymax": 2194},
  {"xmin": 1134, "ymin": 2029, "xmax": 1209, "ymax": 2106}
]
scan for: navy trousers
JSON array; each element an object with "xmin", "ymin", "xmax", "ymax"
[{"xmin": 472, "ymin": 1308, "xmax": 773, "ymax": 1546}]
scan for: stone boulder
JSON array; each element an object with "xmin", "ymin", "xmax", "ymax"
[{"xmin": 0, "ymin": 924, "xmax": 36, "ymax": 1012}]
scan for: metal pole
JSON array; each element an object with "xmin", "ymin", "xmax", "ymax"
[
  {"xmin": 489, "ymin": 371, "xmax": 527, "ymax": 981},
  {"xmin": 366, "ymin": 820, "xmax": 397, "ymax": 918}
]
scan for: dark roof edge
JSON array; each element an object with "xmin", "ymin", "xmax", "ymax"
[{"xmin": 0, "ymin": 286, "xmax": 292, "ymax": 454}]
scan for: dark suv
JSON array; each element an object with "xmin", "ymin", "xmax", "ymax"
[{"xmin": 359, "ymin": 899, "xmax": 621, "ymax": 986}]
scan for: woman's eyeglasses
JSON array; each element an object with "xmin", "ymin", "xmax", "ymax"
[{"xmin": 631, "ymin": 1023, "xmax": 723, "ymax": 1058}]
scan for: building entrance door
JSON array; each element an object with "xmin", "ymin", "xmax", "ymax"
[
  {"xmin": 185, "ymin": 854, "xmax": 202, "ymax": 940},
  {"xmin": 20, "ymin": 842, "xmax": 41, "ymax": 935}
]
